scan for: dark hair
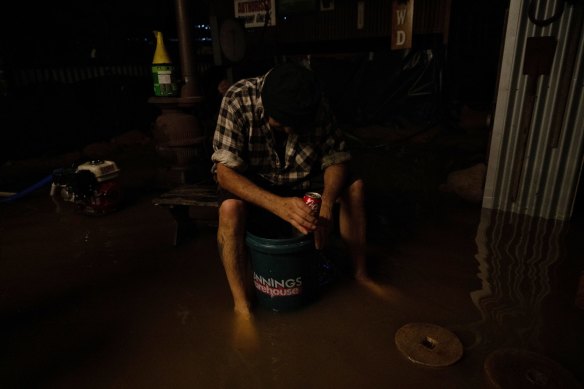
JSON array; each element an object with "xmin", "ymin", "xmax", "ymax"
[{"xmin": 261, "ymin": 62, "xmax": 322, "ymax": 128}]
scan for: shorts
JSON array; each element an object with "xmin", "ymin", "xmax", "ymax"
[
  {"xmin": 216, "ymin": 171, "xmax": 359, "ymax": 238},
  {"xmin": 217, "ymin": 171, "xmax": 361, "ymax": 207}
]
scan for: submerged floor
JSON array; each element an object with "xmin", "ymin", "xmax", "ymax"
[{"xmin": 1, "ymin": 153, "xmax": 583, "ymax": 388}]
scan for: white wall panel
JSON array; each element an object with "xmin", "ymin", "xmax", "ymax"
[{"xmin": 484, "ymin": 0, "xmax": 584, "ymax": 220}]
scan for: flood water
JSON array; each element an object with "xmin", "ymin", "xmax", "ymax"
[{"xmin": 1, "ymin": 186, "xmax": 583, "ymax": 388}]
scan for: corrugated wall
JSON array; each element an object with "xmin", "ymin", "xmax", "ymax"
[{"xmin": 483, "ymin": 0, "xmax": 584, "ymax": 220}]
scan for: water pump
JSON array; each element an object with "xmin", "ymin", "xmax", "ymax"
[{"xmin": 51, "ymin": 160, "xmax": 122, "ymax": 215}]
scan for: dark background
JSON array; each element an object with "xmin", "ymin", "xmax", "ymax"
[{"xmin": 0, "ymin": 0, "xmax": 507, "ymax": 160}]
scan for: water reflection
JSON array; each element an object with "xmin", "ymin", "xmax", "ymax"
[
  {"xmin": 231, "ymin": 312, "xmax": 260, "ymax": 352},
  {"xmin": 468, "ymin": 208, "xmax": 568, "ymax": 351}
]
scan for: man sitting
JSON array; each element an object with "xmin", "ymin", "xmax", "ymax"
[{"xmin": 211, "ymin": 62, "xmax": 368, "ymax": 316}]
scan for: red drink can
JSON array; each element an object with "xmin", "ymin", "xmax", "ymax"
[{"xmin": 303, "ymin": 192, "xmax": 322, "ymax": 215}]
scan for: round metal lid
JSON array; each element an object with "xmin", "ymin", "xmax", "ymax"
[
  {"xmin": 394, "ymin": 322, "xmax": 464, "ymax": 367},
  {"xmin": 484, "ymin": 348, "xmax": 582, "ymax": 389}
]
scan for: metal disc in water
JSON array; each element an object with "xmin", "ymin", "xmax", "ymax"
[{"xmin": 394, "ymin": 322, "xmax": 463, "ymax": 367}]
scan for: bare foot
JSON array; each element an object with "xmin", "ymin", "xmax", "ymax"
[
  {"xmin": 232, "ymin": 309, "xmax": 259, "ymax": 351},
  {"xmin": 356, "ymin": 275, "xmax": 402, "ymax": 304},
  {"xmin": 354, "ymin": 271, "xmax": 372, "ymax": 283},
  {"xmin": 234, "ymin": 303, "xmax": 252, "ymax": 318}
]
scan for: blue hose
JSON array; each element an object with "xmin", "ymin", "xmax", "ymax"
[{"xmin": 0, "ymin": 174, "xmax": 53, "ymax": 203}]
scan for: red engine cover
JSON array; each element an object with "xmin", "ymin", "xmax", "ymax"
[{"xmin": 85, "ymin": 180, "xmax": 123, "ymax": 214}]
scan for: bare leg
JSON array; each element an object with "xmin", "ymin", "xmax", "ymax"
[
  {"xmin": 339, "ymin": 179, "xmax": 369, "ymax": 281},
  {"xmin": 217, "ymin": 199, "xmax": 251, "ymax": 316}
]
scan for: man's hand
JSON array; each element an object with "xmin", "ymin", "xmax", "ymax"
[
  {"xmin": 314, "ymin": 204, "xmax": 334, "ymax": 250},
  {"xmin": 274, "ymin": 197, "xmax": 318, "ymax": 235}
]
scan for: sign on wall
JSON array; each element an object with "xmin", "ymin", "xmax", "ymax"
[
  {"xmin": 391, "ymin": 0, "xmax": 414, "ymax": 50},
  {"xmin": 234, "ymin": 0, "xmax": 276, "ymax": 28},
  {"xmin": 320, "ymin": 0, "xmax": 334, "ymax": 11}
]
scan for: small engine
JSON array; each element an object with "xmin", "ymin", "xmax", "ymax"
[{"xmin": 51, "ymin": 160, "xmax": 122, "ymax": 215}]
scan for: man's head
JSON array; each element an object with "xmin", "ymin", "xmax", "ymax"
[{"xmin": 261, "ymin": 62, "xmax": 322, "ymax": 133}]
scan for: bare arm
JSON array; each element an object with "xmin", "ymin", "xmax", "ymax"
[
  {"xmin": 315, "ymin": 162, "xmax": 348, "ymax": 249},
  {"xmin": 216, "ymin": 163, "xmax": 317, "ymax": 234}
]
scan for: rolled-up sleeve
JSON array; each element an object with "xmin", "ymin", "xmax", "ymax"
[
  {"xmin": 211, "ymin": 94, "xmax": 248, "ymax": 173},
  {"xmin": 319, "ymin": 104, "xmax": 351, "ymax": 169}
]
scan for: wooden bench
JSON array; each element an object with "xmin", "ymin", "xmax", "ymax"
[{"xmin": 152, "ymin": 181, "xmax": 218, "ymax": 246}]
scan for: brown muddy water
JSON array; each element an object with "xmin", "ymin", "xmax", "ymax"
[{"xmin": 1, "ymin": 185, "xmax": 583, "ymax": 388}]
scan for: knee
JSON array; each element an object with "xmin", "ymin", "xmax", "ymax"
[
  {"xmin": 347, "ymin": 178, "xmax": 365, "ymax": 204},
  {"xmin": 219, "ymin": 199, "xmax": 246, "ymax": 230}
]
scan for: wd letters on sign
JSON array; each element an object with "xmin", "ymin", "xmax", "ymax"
[
  {"xmin": 391, "ymin": 0, "xmax": 413, "ymax": 50},
  {"xmin": 234, "ymin": 0, "xmax": 276, "ymax": 28}
]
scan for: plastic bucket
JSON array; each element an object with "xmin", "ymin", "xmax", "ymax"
[{"xmin": 246, "ymin": 231, "xmax": 319, "ymax": 312}]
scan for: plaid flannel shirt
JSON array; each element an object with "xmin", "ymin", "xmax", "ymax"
[{"xmin": 211, "ymin": 71, "xmax": 351, "ymax": 189}]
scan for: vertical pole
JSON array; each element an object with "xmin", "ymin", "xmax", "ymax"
[{"xmin": 175, "ymin": 0, "xmax": 201, "ymax": 98}]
